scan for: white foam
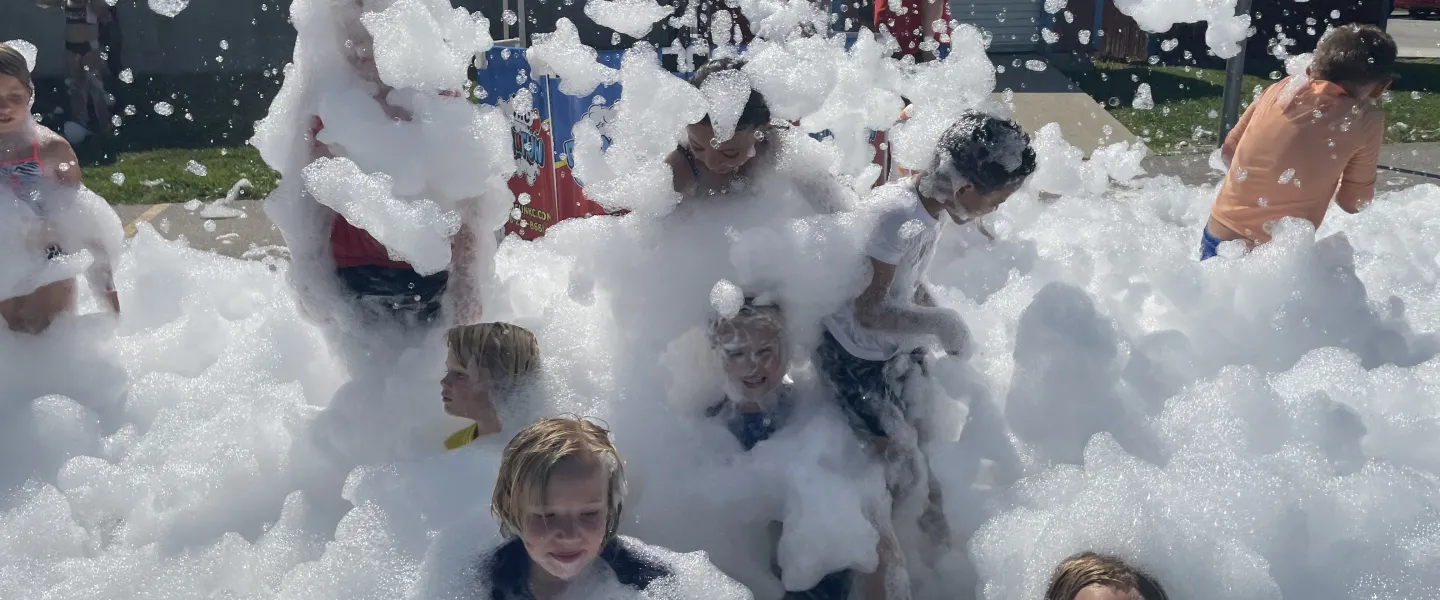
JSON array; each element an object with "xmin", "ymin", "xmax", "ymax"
[
  {"xmin": 583, "ymin": 0, "xmax": 672, "ymax": 39},
  {"xmin": 1112, "ymin": 0, "xmax": 1249, "ymax": 58},
  {"xmin": 7, "ymin": 3, "xmax": 1440, "ymax": 600},
  {"xmin": 527, "ymin": 19, "xmax": 621, "ymax": 97},
  {"xmin": 3, "ymin": 40, "xmax": 37, "ymax": 72},
  {"xmin": 147, "ymin": 0, "xmax": 190, "ymax": 18}
]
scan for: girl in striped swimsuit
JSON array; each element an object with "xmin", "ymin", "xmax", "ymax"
[{"xmin": 0, "ymin": 44, "xmax": 120, "ymax": 334}]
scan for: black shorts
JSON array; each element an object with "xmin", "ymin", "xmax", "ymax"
[
  {"xmin": 815, "ymin": 331, "xmax": 924, "ymax": 440},
  {"xmin": 336, "ymin": 265, "xmax": 449, "ymax": 324}
]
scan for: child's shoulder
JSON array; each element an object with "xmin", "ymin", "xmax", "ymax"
[
  {"xmin": 35, "ymin": 127, "xmax": 74, "ymax": 156},
  {"xmin": 864, "ymin": 181, "xmax": 925, "ymax": 222}
]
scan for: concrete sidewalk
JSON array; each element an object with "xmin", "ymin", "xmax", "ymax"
[
  {"xmin": 994, "ymin": 53, "xmax": 1138, "ymax": 158},
  {"xmin": 1390, "ymin": 14, "xmax": 1440, "ymax": 59},
  {"xmin": 116, "ymin": 199, "xmax": 286, "ymax": 260},
  {"xmin": 117, "ymin": 144, "xmax": 1438, "ymax": 262}
]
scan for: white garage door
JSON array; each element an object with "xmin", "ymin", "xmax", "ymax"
[{"xmin": 950, "ymin": 0, "xmax": 1043, "ymax": 52}]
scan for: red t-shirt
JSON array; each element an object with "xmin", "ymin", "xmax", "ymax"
[
  {"xmin": 310, "ymin": 89, "xmax": 465, "ymax": 270},
  {"xmin": 310, "ymin": 115, "xmax": 415, "ymax": 270}
]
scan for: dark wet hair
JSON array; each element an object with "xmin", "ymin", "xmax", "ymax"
[
  {"xmin": 0, "ymin": 44, "xmax": 34, "ymax": 94},
  {"xmin": 691, "ymin": 57, "xmax": 771, "ymax": 131},
  {"xmin": 931, "ymin": 110, "xmax": 1037, "ymax": 195},
  {"xmin": 1311, "ymin": 23, "xmax": 1397, "ymax": 85}
]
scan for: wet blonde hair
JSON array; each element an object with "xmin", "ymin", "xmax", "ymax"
[
  {"xmin": 446, "ymin": 322, "xmax": 540, "ymax": 381},
  {"xmin": 1046, "ymin": 552, "xmax": 1169, "ymax": 600},
  {"xmin": 0, "ymin": 44, "xmax": 34, "ymax": 95},
  {"xmin": 708, "ymin": 297, "xmax": 784, "ymax": 346},
  {"xmin": 491, "ymin": 417, "xmax": 627, "ymax": 542}
]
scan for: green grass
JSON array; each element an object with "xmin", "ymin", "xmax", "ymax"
[
  {"xmin": 1058, "ymin": 58, "xmax": 1440, "ymax": 155},
  {"xmin": 82, "ymin": 145, "xmax": 277, "ymax": 206},
  {"xmin": 31, "ymin": 71, "xmax": 283, "ymax": 204}
]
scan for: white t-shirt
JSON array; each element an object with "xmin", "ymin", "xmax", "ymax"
[{"xmin": 823, "ymin": 181, "xmax": 946, "ymax": 361}]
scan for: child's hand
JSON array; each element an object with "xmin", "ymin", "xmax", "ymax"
[{"xmin": 939, "ymin": 312, "xmax": 972, "ymax": 358}]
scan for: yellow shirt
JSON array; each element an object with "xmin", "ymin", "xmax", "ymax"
[{"xmin": 444, "ymin": 423, "xmax": 480, "ymax": 450}]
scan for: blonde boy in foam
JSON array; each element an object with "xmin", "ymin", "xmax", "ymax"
[
  {"xmin": 440, "ymin": 322, "xmax": 540, "ymax": 450},
  {"xmin": 480, "ymin": 417, "xmax": 749, "ymax": 599}
]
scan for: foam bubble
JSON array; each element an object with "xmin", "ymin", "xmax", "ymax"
[
  {"xmin": 527, "ymin": 19, "xmax": 621, "ymax": 97},
  {"xmin": 3, "ymin": 40, "xmax": 37, "ymax": 72},
  {"xmin": 583, "ymin": 0, "xmax": 673, "ymax": 39},
  {"xmin": 147, "ymin": 0, "xmax": 190, "ymax": 18}
]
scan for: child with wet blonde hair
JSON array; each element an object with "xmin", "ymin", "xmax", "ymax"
[
  {"xmin": 481, "ymin": 417, "xmax": 742, "ymax": 599},
  {"xmin": 441, "ymin": 322, "xmax": 540, "ymax": 450},
  {"xmin": 1046, "ymin": 552, "xmax": 1169, "ymax": 600}
]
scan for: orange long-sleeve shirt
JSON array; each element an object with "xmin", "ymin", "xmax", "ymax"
[{"xmin": 1211, "ymin": 76, "xmax": 1384, "ymax": 244}]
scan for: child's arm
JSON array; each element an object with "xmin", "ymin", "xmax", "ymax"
[
  {"xmin": 855, "ymin": 259, "xmax": 968, "ymax": 354},
  {"xmin": 41, "ymin": 136, "xmax": 121, "ymax": 313},
  {"xmin": 1334, "ymin": 116, "xmax": 1383, "ymax": 214},
  {"xmin": 858, "ymin": 510, "xmax": 911, "ymax": 600},
  {"xmin": 445, "ymin": 214, "xmax": 484, "ymax": 326}
]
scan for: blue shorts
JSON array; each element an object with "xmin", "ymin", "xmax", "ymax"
[{"xmin": 1199, "ymin": 228, "xmax": 1221, "ymax": 261}]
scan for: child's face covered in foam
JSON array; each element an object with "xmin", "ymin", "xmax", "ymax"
[
  {"xmin": 714, "ymin": 317, "xmax": 785, "ymax": 402},
  {"xmin": 686, "ymin": 122, "xmax": 761, "ymax": 175},
  {"xmin": 946, "ymin": 180, "xmax": 1023, "ymax": 224},
  {"xmin": 521, "ymin": 455, "xmax": 611, "ymax": 581}
]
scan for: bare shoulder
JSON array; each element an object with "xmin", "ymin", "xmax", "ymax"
[
  {"xmin": 36, "ymin": 128, "xmax": 82, "ymax": 180},
  {"xmin": 36, "ymin": 127, "xmax": 77, "ymax": 161}
]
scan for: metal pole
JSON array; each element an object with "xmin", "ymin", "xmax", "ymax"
[
  {"xmin": 518, "ymin": 0, "xmax": 528, "ymax": 47},
  {"xmin": 1218, "ymin": 0, "xmax": 1254, "ymax": 145}
]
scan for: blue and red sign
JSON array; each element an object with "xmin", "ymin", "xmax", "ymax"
[{"xmin": 474, "ymin": 36, "xmax": 896, "ymax": 240}]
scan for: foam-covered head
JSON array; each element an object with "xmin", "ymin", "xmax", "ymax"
[
  {"xmin": 492, "ymin": 417, "xmax": 627, "ymax": 581},
  {"xmin": 709, "ymin": 299, "xmax": 787, "ymax": 402},
  {"xmin": 685, "ymin": 57, "xmax": 772, "ymax": 175},
  {"xmin": 920, "ymin": 110, "xmax": 1037, "ymax": 222},
  {"xmin": 442, "ymin": 322, "xmax": 540, "ymax": 429},
  {"xmin": 0, "ymin": 44, "xmax": 33, "ymax": 134},
  {"xmin": 1309, "ymin": 23, "xmax": 1397, "ymax": 97},
  {"xmin": 1047, "ymin": 552, "xmax": 1169, "ymax": 600}
]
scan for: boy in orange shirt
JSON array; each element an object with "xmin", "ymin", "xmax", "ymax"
[{"xmin": 1202, "ymin": 24, "xmax": 1397, "ymax": 260}]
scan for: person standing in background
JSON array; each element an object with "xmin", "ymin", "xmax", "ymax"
[{"xmin": 98, "ymin": 0, "xmax": 123, "ymax": 82}]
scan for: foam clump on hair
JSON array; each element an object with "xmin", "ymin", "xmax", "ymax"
[
  {"xmin": 3, "ymin": 39, "xmax": 37, "ymax": 72},
  {"xmin": 527, "ymin": 19, "xmax": 621, "ymax": 97},
  {"xmin": 710, "ymin": 280, "xmax": 745, "ymax": 320},
  {"xmin": 699, "ymin": 67, "xmax": 754, "ymax": 144},
  {"xmin": 582, "ymin": 0, "xmax": 673, "ymax": 39}
]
